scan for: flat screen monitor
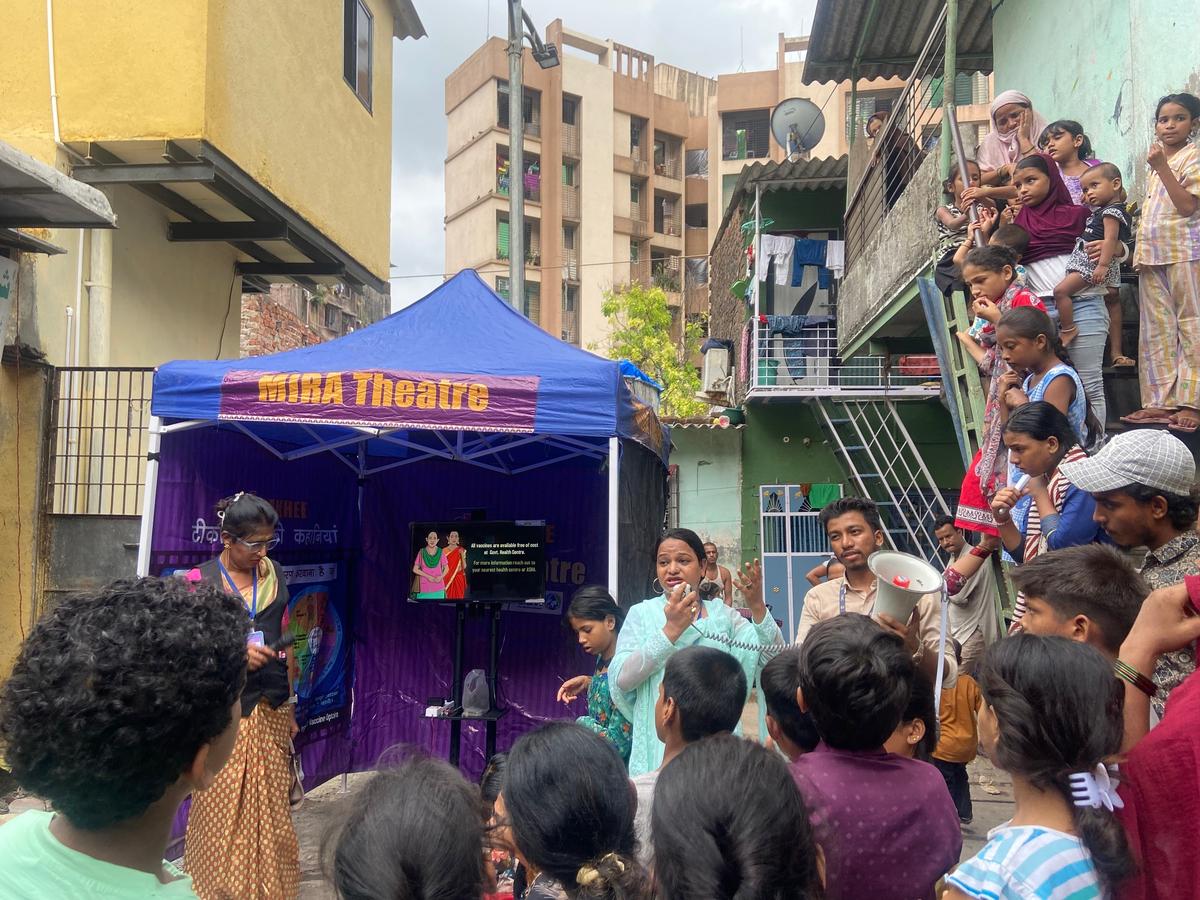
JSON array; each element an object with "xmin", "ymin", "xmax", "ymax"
[{"xmin": 409, "ymin": 521, "xmax": 546, "ymax": 602}]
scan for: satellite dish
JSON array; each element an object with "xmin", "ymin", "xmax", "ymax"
[{"xmin": 771, "ymin": 98, "xmax": 825, "ymax": 162}]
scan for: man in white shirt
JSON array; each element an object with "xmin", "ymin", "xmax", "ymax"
[
  {"xmin": 933, "ymin": 516, "xmax": 1000, "ymax": 676},
  {"xmin": 795, "ymin": 498, "xmax": 956, "ymax": 690}
]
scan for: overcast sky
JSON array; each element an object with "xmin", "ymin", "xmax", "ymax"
[{"xmin": 387, "ymin": 0, "xmax": 817, "ymax": 309}]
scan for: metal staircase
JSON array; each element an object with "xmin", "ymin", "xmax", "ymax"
[
  {"xmin": 919, "ymin": 277, "xmax": 987, "ymax": 470},
  {"xmin": 815, "ymin": 397, "xmax": 951, "ymax": 564}
]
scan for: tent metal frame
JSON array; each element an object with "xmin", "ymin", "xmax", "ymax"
[{"xmin": 136, "ymin": 416, "xmax": 622, "ymax": 597}]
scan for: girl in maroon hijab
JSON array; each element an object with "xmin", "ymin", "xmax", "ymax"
[{"xmin": 1009, "ymin": 153, "xmax": 1108, "ymax": 437}]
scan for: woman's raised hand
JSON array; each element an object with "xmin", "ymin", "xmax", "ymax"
[
  {"xmin": 556, "ymin": 675, "xmax": 592, "ymax": 704},
  {"xmin": 663, "ymin": 582, "xmax": 699, "ymax": 642},
  {"xmin": 733, "ymin": 560, "xmax": 766, "ymax": 618}
]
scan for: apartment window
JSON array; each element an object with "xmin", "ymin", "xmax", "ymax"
[
  {"xmin": 562, "ymin": 161, "xmax": 577, "ymax": 187},
  {"xmin": 721, "ymin": 110, "xmax": 770, "ymax": 159},
  {"xmin": 630, "ymin": 182, "xmax": 641, "ymax": 205},
  {"xmin": 342, "ymin": 0, "xmax": 373, "ymax": 111},
  {"xmin": 498, "ymin": 82, "xmax": 539, "ymax": 135},
  {"xmin": 497, "ymin": 216, "xmax": 536, "ymax": 262},
  {"xmin": 324, "ymin": 303, "xmax": 341, "ymax": 330},
  {"xmin": 563, "ymin": 224, "xmax": 576, "ymax": 250},
  {"xmin": 563, "ymin": 96, "xmax": 578, "ymax": 125},
  {"xmin": 630, "ymin": 241, "xmax": 640, "ymax": 263},
  {"xmin": 562, "ymin": 285, "xmax": 579, "ymax": 345},
  {"xmin": 845, "ymin": 90, "xmax": 901, "ymax": 141},
  {"xmin": 926, "ymin": 72, "xmax": 990, "ymax": 110}
]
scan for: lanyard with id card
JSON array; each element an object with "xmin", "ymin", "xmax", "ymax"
[{"xmin": 218, "ymin": 559, "xmax": 263, "ymax": 645}]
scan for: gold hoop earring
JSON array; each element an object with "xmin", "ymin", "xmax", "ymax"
[{"xmin": 652, "ymin": 578, "xmax": 665, "ymax": 595}]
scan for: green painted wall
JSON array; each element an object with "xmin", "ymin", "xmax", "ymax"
[
  {"xmin": 739, "ymin": 400, "xmax": 963, "ymax": 564},
  {"xmin": 993, "ymin": 0, "xmax": 1199, "ymax": 197},
  {"xmin": 760, "ymin": 187, "xmax": 845, "ymax": 234},
  {"xmin": 669, "ymin": 427, "xmax": 743, "ymax": 564},
  {"xmin": 739, "ymin": 403, "xmax": 843, "ymax": 563}
]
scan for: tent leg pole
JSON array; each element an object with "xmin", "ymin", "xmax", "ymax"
[
  {"xmin": 136, "ymin": 415, "xmax": 162, "ymax": 576},
  {"xmin": 607, "ymin": 437, "xmax": 619, "ymax": 599}
]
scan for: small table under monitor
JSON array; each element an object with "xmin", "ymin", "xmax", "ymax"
[{"xmin": 429, "ymin": 599, "xmax": 507, "ymax": 767}]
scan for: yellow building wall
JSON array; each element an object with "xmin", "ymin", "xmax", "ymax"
[
  {"xmin": 0, "ymin": 1, "xmax": 209, "ymax": 165},
  {"xmin": 0, "ymin": 363, "xmax": 50, "ymax": 682},
  {"xmin": 106, "ymin": 186, "xmax": 241, "ymax": 365},
  {"xmin": 1, "ymin": 1, "xmax": 395, "ymax": 280},
  {"xmin": 203, "ymin": 0, "xmax": 394, "ymax": 280}
]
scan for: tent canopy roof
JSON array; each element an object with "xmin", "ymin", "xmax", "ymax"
[{"xmin": 152, "ymin": 271, "xmax": 665, "ymax": 470}]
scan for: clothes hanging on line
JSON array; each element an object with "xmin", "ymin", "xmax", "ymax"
[
  {"xmin": 791, "ymin": 239, "xmax": 831, "ymax": 290},
  {"xmin": 757, "ymin": 235, "xmax": 795, "ymax": 285},
  {"xmin": 825, "ymin": 240, "xmax": 846, "ymax": 279}
]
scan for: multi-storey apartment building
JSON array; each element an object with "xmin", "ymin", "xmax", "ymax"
[
  {"xmin": 445, "ymin": 21, "xmax": 697, "ymax": 348},
  {"xmin": 445, "ymin": 25, "xmax": 989, "ymax": 351}
]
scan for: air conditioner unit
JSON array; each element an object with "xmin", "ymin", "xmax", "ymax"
[{"xmin": 701, "ymin": 347, "xmax": 730, "ymax": 395}]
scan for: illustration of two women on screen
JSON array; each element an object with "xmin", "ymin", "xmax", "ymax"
[{"xmin": 412, "ymin": 529, "xmax": 467, "ymax": 600}]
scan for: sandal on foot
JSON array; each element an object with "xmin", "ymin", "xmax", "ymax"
[
  {"xmin": 1168, "ymin": 411, "xmax": 1200, "ymax": 434},
  {"xmin": 1111, "ymin": 356, "xmax": 1136, "ymax": 368},
  {"xmin": 1122, "ymin": 408, "xmax": 1177, "ymax": 425}
]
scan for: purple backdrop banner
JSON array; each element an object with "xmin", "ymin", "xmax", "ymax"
[
  {"xmin": 151, "ymin": 428, "xmax": 360, "ymax": 788},
  {"xmin": 151, "ymin": 425, "xmax": 608, "ymax": 792},
  {"xmin": 218, "ymin": 369, "xmax": 540, "ymax": 432}
]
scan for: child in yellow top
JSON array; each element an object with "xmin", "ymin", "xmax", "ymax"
[{"xmin": 932, "ymin": 640, "xmax": 983, "ymax": 824}]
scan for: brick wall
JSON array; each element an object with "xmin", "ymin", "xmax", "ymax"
[
  {"xmin": 239, "ymin": 293, "xmax": 322, "ymax": 357},
  {"xmin": 239, "ymin": 283, "xmax": 391, "ymax": 357},
  {"xmin": 708, "ymin": 200, "xmax": 747, "ymax": 403}
]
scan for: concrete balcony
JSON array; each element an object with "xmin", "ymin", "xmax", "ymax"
[
  {"xmin": 615, "ymin": 214, "xmax": 650, "ymax": 239},
  {"xmin": 616, "ymin": 153, "xmax": 651, "ymax": 177}
]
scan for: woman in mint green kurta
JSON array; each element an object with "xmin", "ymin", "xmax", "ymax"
[{"xmin": 608, "ymin": 529, "xmax": 782, "ymax": 776}]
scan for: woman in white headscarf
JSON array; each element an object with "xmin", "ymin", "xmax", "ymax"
[{"xmin": 968, "ymin": 91, "xmax": 1050, "ymax": 202}]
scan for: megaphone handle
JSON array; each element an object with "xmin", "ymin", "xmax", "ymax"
[{"xmin": 932, "ymin": 587, "xmax": 949, "ymax": 717}]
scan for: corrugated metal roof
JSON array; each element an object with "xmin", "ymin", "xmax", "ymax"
[
  {"xmin": 390, "ymin": 0, "xmax": 427, "ymax": 40},
  {"xmin": 711, "ymin": 156, "xmax": 849, "ymax": 253},
  {"xmin": 802, "ymin": 0, "xmax": 993, "ymax": 85},
  {"xmin": 742, "ymin": 155, "xmax": 848, "ymax": 192}
]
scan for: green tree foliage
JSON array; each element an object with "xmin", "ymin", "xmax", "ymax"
[{"xmin": 600, "ymin": 282, "xmax": 706, "ymax": 418}]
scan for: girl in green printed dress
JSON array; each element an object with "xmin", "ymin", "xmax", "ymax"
[{"xmin": 555, "ymin": 586, "xmax": 633, "ymax": 766}]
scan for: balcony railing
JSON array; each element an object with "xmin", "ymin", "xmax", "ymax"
[
  {"xmin": 563, "ymin": 247, "xmax": 579, "ymax": 282},
  {"xmin": 652, "ymin": 257, "xmax": 681, "ymax": 293},
  {"xmin": 843, "ymin": 8, "xmax": 949, "ymax": 274},
  {"xmin": 750, "ymin": 320, "xmax": 940, "ymax": 397},
  {"xmin": 655, "ymin": 157, "xmax": 681, "ymax": 180},
  {"xmin": 562, "ymin": 183, "xmax": 580, "ymax": 219},
  {"xmin": 563, "ymin": 122, "xmax": 581, "ymax": 158},
  {"xmin": 630, "ymin": 259, "xmax": 651, "ymax": 286},
  {"xmin": 654, "ymin": 203, "xmax": 681, "ymax": 238}
]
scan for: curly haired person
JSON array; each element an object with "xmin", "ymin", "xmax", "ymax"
[{"xmin": 0, "ymin": 578, "xmax": 249, "ymax": 899}]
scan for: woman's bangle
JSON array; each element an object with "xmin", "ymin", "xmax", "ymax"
[
  {"xmin": 1113, "ymin": 659, "xmax": 1158, "ymax": 698},
  {"xmin": 968, "ymin": 545, "xmax": 992, "ymax": 559}
]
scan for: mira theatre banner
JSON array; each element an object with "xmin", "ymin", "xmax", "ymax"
[{"xmin": 218, "ymin": 369, "xmax": 540, "ymax": 431}]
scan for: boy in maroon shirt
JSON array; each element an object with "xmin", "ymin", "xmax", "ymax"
[{"xmin": 791, "ymin": 614, "xmax": 961, "ymax": 900}]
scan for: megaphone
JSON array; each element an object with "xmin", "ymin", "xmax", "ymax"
[{"xmin": 867, "ymin": 550, "xmax": 944, "ymax": 623}]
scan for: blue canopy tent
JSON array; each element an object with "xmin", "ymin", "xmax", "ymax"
[{"xmin": 138, "ymin": 270, "xmax": 669, "ymax": 779}]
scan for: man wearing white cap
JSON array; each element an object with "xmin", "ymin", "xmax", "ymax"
[{"xmin": 1060, "ymin": 429, "xmax": 1199, "ymax": 718}]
